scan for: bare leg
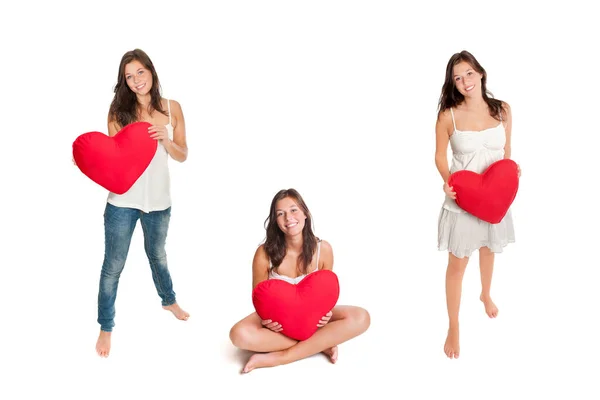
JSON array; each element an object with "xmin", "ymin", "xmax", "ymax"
[
  {"xmin": 242, "ymin": 305, "xmax": 370, "ymax": 373},
  {"xmin": 478, "ymin": 247, "xmax": 498, "ymax": 318},
  {"xmin": 444, "ymin": 252, "xmax": 469, "ymax": 359},
  {"xmin": 96, "ymin": 331, "xmax": 111, "ymax": 357},
  {"xmin": 230, "ymin": 312, "xmax": 298, "ymax": 353}
]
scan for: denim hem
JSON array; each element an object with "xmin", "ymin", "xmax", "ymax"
[{"xmin": 162, "ymin": 298, "xmax": 177, "ymax": 307}]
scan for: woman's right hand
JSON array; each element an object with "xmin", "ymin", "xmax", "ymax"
[
  {"xmin": 443, "ymin": 182, "xmax": 456, "ymax": 199},
  {"xmin": 261, "ymin": 319, "xmax": 283, "ymax": 333}
]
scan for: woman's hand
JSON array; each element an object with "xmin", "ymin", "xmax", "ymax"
[
  {"xmin": 443, "ymin": 182, "xmax": 456, "ymax": 199},
  {"xmin": 148, "ymin": 125, "xmax": 171, "ymax": 143},
  {"xmin": 517, "ymin": 164, "xmax": 521, "ymax": 178},
  {"xmin": 261, "ymin": 319, "xmax": 283, "ymax": 333},
  {"xmin": 317, "ymin": 311, "xmax": 333, "ymax": 328}
]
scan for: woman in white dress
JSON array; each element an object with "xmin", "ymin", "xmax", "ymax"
[{"xmin": 434, "ymin": 50, "xmax": 521, "ymax": 359}]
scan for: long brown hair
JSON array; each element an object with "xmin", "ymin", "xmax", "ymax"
[
  {"xmin": 108, "ymin": 49, "xmax": 168, "ymax": 128},
  {"xmin": 264, "ymin": 189, "xmax": 319, "ymax": 275},
  {"xmin": 437, "ymin": 50, "xmax": 505, "ymax": 121}
]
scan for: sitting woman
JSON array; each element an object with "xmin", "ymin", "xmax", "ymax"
[{"xmin": 229, "ymin": 188, "xmax": 370, "ymax": 373}]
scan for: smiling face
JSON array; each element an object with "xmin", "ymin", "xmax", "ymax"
[
  {"xmin": 452, "ymin": 61, "xmax": 483, "ymax": 98},
  {"xmin": 275, "ymin": 196, "xmax": 307, "ymax": 237},
  {"xmin": 124, "ymin": 59, "xmax": 153, "ymax": 96}
]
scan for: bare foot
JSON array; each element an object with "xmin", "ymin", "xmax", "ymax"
[
  {"xmin": 322, "ymin": 346, "xmax": 338, "ymax": 363},
  {"xmin": 242, "ymin": 351, "xmax": 284, "ymax": 374},
  {"xmin": 96, "ymin": 331, "xmax": 111, "ymax": 357},
  {"xmin": 480, "ymin": 295, "xmax": 499, "ymax": 318},
  {"xmin": 444, "ymin": 328, "xmax": 460, "ymax": 359},
  {"xmin": 163, "ymin": 303, "xmax": 190, "ymax": 321}
]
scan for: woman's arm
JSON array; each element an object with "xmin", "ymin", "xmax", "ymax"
[
  {"xmin": 107, "ymin": 113, "xmax": 120, "ymax": 137},
  {"xmin": 502, "ymin": 102, "xmax": 513, "ymax": 159},
  {"xmin": 252, "ymin": 245, "xmax": 270, "ymax": 290},
  {"xmin": 319, "ymin": 240, "xmax": 334, "ymax": 271},
  {"xmin": 163, "ymin": 100, "xmax": 188, "ymax": 162},
  {"xmin": 435, "ymin": 111, "xmax": 452, "ymax": 183}
]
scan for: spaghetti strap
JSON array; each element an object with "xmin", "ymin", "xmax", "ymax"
[
  {"xmin": 315, "ymin": 240, "xmax": 321, "ymax": 271},
  {"xmin": 450, "ymin": 108, "xmax": 457, "ymax": 132},
  {"xmin": 167, "ymin": 99, "xmax": 172, "ymax": 125}
]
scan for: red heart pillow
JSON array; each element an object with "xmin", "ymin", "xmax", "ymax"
[
  {"xmin": 448, "ymin": 159, "xmax": 519, "ymax": 224},
  {"xmin": 252, "ymin": 270, "xmax": 340, "ymax": 341},
  {"xmin": 72, "ymin": 122, "xmax": 157, "ymax": 195}
]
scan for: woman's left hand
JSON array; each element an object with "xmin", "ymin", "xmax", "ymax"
[
  {"xmin": 317, "ymin": 311, "xmax": 333, "ymax": 328},
  {"xmin": 149, "ymin": 125, "xmax": 170, "ymax": 143}
]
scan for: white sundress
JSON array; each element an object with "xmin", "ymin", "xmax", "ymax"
[{"xmin": 437, "ymin": 108, "xmax": 515, "ymax": 258}]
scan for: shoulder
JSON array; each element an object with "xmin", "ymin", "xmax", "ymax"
[
  {"xmin": 165, "ymin": 98, "xmax": 183, "ymax": 113},
  {"xmin": 254, "ymin": 244, "xmax": 268, "ymax": 258},
  {"xmin": 501, "ymin": 101, "xmax": 511, "ymax": 116},
  {"xmin": 500, "ymin": 101, "xmax": 512, "ymax": 123},
  {"xmin": 437, "ymin": 108, "xmax": 453, "ymax": 126},
  {"xmin": 254, "ymin": 244, "xmax": 270, "ymax": 265},
  {"xmin": 319, "ymin": 239, "xmax": 333, "ymax": 255},
  {"xmin": 106, "ymin": 112, "xmax": 121, "ymax": 136},
  {"xmin": 319, "ymin": 238, "xmax": 331, "ymax": 248},
  {"xmin": 436, "ymin": 108, "xmax": 454, "ymax": 136},
  {"xmin": 317, "ymin": 239, "xmax": 334, "ymax": 270},
  {"xmin": 107, "ymin": 108, "xmax": 116, "ymax": 124}
]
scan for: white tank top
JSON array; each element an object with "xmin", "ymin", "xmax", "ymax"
[
  {"xmin": 268, "ymin": 240, "xmax": 322, "ymax": 285},
  {"xmin": 107, "ymin": 99, "xmax": 173, "ymax": 213},
  {"xmin": 443, "ymin": 108, "xmax": 506, "ymax": 213}
]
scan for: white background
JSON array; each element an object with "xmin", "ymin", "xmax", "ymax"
[{"xmin": 2, "ymin": 0, "xmax": 599, "ymax": 399}]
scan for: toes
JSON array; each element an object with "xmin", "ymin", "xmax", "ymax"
[{"xmin": 242, "ymin": 362, "xmax": 255, "ymax": 374}]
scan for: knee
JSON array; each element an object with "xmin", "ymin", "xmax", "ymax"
[
  {"xmin": 447, "ymin": 259, "xmax": 468, "ymax": 277},
  {"xmin": 229, "ymin": 323, "xmax": 256, "ymax": 350},
  {"xmin": 349, "ymin": 307, "xmax": 371, "ymax": 333},
  {"xmin": 101, "ymin": 259, "xmax": 125, "ymax": 279},
  {"xmin": 145, "ymin": 248, "xmax": 167, "ymax": 262}
]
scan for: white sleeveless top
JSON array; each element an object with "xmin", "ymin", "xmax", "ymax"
[
  {"xmin": 107, "ymin": 99, "xmax": 173, "ymax": 213},
  {"xmin": 443, "ymin": 108, "xmax": 506, "ymax": 213},
  {"xmin": 268, "ymin": 240, "xmax": 322, "ymax": 285}
]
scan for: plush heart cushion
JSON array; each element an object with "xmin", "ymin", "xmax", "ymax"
[
  {"xmin": 252, "ymin": 270, "xmax": 340, "ymax": 341},
  {"xmin": 73, "ymin": 121, "xmax": 157, "ymax": 195},
  {"xmin": 448, "ymin": 159, "xmax": 519, "ymax": 224}
]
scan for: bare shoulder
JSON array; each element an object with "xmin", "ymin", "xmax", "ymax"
[
  {"xmin": 166, "ymin": 99, "xmax": 185, "ymax": 129},
  {"xmin": 318, "ymin": 239, "xmax": 334, "ymax": 270},
  {"xmin": 438, "ymin": 108, "xmax": 453, "ymax": 122},
  {"xmin": 436, "ymin": 108, "xmax": 454, "ymax": 136},
  {"xmin": 254, "ymin": 244, "xmax": 268, "ymax": 260},
  {"xmin": 319, "ymin": 239, "xmax": 333, "ymax": 254},
  {"xmin": 252, "ymin": 244, "xmax": 271, "ymax": 288},
  {"xmin": 501, "ymin": 101, "xmax": 512, "ymax": 117},
  {"xmin": 106, "ymin": 111, "xmax": 120, "ymax": 136},
  {"xmin": 253, "ymin": 244, "xmax": 271, "ymax": 271},
  {"xmin": 166, "ymin": 98, "xmax": 183, "ymax": 114}
]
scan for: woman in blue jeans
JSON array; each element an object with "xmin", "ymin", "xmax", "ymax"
[{"xmin": 95, "ymin": 49, "xmax": 190, "ymax": 357}]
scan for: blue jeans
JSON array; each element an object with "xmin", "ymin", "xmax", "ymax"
[{"xmin": 97, "ymin": 203, "xmax": 176, "ymax": 332}]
